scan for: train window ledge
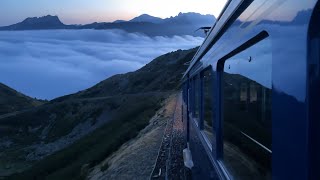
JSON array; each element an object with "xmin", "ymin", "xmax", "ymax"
[
  {"xmin": 200, "ymin": 130, "xmax": 213, "ymax": 151},
  {"xmin": 189, "ymin": 115, "xmax": 228, "ymax": 180},
  {"xmin": 217, "ymin": 160, "xmax": 233, "ymax": 180},
  {"xmin": 190, "ymin": 117, "xmax": 213, "ymax": 154},
  {"xmin": 192, "ymin": 117, "xmax": 199, "ymax": 128}
]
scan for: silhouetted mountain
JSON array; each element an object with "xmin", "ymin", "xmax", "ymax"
[
  {"xmin": 0, "ymin": 13, "xmax": 216, "ymax": 37},
  {"xmin": 0, "ymin": 15, "xmax": 67, "ymax": 30},
  {"xmin": 237, "ymin": 9, "xmax": 313, "ymax": 27},
  {"xmin": 164, "ymin": 12, "xmax": 216, "ymax": 25},
  {"xmin": 116, "ymin": 12, "xmax": 215, "ymax": 25},
  {"xmin": 113, "ymin": 20, "xmax": 126, "ymax": 23},
  {"xmin": 93, "ymin": 13, "xmax": 215, "ymax": 36},
  {"xmin": 83, "ymin": 13, "xmax": 215, "ymax": 36},
  {"xmin": 85, "ymin": 12, "xmax": 216, "ymax": 36},
  {"xmin": 129, "ymin": 14, "xmax": 163, "ymax": 23},
  {"xmin": 291, "ymin": 9, "xmax": 312, "ymax": 25}
]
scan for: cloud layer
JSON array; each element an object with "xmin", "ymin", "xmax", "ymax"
[{"xmin": 0, "ymin": 30, "xmax": 203, "ymax": 99}]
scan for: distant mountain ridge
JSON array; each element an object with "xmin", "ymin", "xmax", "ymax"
[
  {"xmin": 164, "ymin": 12, "xmax": 215, "ymax": 25},
  {"xmin": 129, "ymin": 14, "xmax": 163, "ymax": 24},
  {"xmin": 0, "ymin": 15, "xmax": 66, "ymax": 30},
  {"xmin": 0, "ymin": 9, "xmax": 311, "ymax": 35},
  {"xmin": 22, "ymin": 15, "xmax": 63, "ymax": 26},
  {"xmin": 0, "ymin": 12, "xmax": 216, "ymax": 37},
  {"xmin": 128, "ymin": 12, "xmax": 215, "ymax": 25}
]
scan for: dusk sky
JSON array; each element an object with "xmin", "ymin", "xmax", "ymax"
[
  {"xmin": 1, "ymin": 0, "xmax": 313, "ymax": 100},
  {"xmin": 0, "ymin": 0, "xmax": 227, "ymax": 26},
  {"xmin": 0, "ymin": 0, "xmax": 228, "ymax": 99}
]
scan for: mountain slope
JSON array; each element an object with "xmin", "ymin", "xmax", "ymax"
[
  {"xmin": 0, "ymin": 15, "xmax": 66, "ymax": 30},
  {"xmin": 129, "ymin": 14, "xmax": 163, "ymax": 23},
  {"xmin": 2, "ymin": 47, "xmax": 198, "ymax": 179},
  {"xmin": 0, "ymin": 83, "xmax": 43, "ymax": 115},
  {"xmin": 54, "ymin": 47, "xmax": 197, "ymax": 101},
  {"xmin": 95, "ymin": 12, "xmax": 215, "ymax": 36},
  {"xmin": 0, "ymin": 13, "xmax": 216, "ymax": 37},
  {"xmin": 164, "ymin": 12, "xmax": 216, "ymax": 25}
]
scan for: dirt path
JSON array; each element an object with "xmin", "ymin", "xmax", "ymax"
[{"xmin": 87, "ymin": 94, "xmax": 178, "ymax": 180}]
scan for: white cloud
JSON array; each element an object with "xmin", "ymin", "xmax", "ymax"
[{"xmin": 0, "ymin": 29, "xmax": 203, "ymax": 99}]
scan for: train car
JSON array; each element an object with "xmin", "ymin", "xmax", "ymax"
[{"xmin": 181, "ymin": 0, "xmax": 320, "ymax": 179}]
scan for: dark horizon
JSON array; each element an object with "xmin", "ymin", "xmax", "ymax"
[
  {"xmin": 0, "ymin": 12, "xmax": 216, "ymax": 27},
  {"xmin": 0, "ymin": 0, "xmax": 226, "ymax": 26}
]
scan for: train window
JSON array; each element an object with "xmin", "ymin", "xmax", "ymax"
[
  {"xmin": 188, "ymin": 79, "xmax": 193, "ymax": 112},
  {"xmin": 191, "ymin": 78, "xmax": 195, "ymax": 115},
  {"xmin": 202, "ymin": 68, "xmax": 216, "ymax": 146},
  {"xmin": 194, "ymin": 75, "xmax": 200, "ymax": 121},
  {"xmin": 222, "ymin": 37, "xmax": 272, "ymax": 179}
]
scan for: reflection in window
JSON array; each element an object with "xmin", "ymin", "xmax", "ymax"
[
  {"xmin": 240, "ymin": 83, "xmax": 247, "ymax": 102},
  {"xmin": 222, "ymin": 38, "xmax": 272, "ymax": 180},
  {"xmin": 189, "ymin": 79, "xmax": 193, "ymax": 113},
  {"xmin": 188, "ymin": 82, "xmax": 190, "ymax": 111},
  {"xmin": 250, "ymin": 83, "xmax": 258, "ymax": 102},
  {"xmin": 194, "ymin": 76, "xmax": 200, "ymax": 120},
  {"xmin": 202, "ymin": 69, "xmax": 216, "ymax": 146}
]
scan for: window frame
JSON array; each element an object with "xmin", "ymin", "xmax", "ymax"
[
  {"xmin": 198, "ymin": 66, "xmax": 217, "ymax": 152},
  {"xmin": 216, "ymin": 31, "xmax": 271, "ymax": 179}
]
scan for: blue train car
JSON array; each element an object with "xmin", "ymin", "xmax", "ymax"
[{"xmin": 181, "ymin": 0, "xmax": 320, "ymax": 179}]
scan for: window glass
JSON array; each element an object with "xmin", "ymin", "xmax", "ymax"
[
  {"xmin": 202, "ymin": 69, "xmax": 216, "ymax": 146},
  {"xmin": 188, "ymin": 79, "xmax": 192, "ymax": 112},
  {"xmin": 183, "ymin": 83, "xmax": 187, "ymax": 103},
  {"xmin": 222, "ymin": 38, "xmax": 272, "ymax": 179},
  {"xmin": 194, "ymin": 76, "xmax": 200, "ymax": 120}
]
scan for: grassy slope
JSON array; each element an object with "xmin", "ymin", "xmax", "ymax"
[
  {"xmin": 0, "ymin": 83, "xmax": 45, "ymax": 115},
  {"xmin": 53, "ymin": 47, "xmax": 197, "ymax": 101},
  {"xmin": 8, "ymin": 94, "xmax": 164, "ymax": 180},
  {"xmin": 5, "ymin": 47, "xmax": 197, "ymax": 180}
]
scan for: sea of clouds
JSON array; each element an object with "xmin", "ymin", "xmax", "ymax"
[{"xmin": 0, "ymin": 29, "xmax": 203, "ymax": 99}]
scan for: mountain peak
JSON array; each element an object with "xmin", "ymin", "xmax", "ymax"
[
  {"xmin": 139, "ymin": 14, "xmax": 153, "ymax": 17},
  {"xmin": 0, "ymin": 12, "xmax": 216, "ymax": 34},
  {"xmin": 164, "ymin": 12, "xmax": 216, "ymax": 25},
  {"xmin": 127, "ymin": 12, "xmax": 215, "ymax": 26},
  {"xmin": 22, "ymin": 15, "xmax": 63, "ymax": 25},
  {"xmin": 178, "ymin": 12, "xmax": 197, "ymax": 16},
  {"xmin": 129, "ymin": 14, "xmax": 163, "ymax": 24},
  {"xmin": 0, "ymin": 15, "xmax": 67, "ymax": 30},
  {"xmin": 177, "ymin": 12, "xmax": 206, "ymax": 16}
]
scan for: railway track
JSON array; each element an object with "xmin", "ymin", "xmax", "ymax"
[{"xmin": 150, "ymin": 94, "xmax": 189, "ymax": 180}]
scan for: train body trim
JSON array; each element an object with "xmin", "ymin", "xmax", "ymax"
[{"xmin": 181, "ymin": 0, "xmax": 320, "ymax": 179}]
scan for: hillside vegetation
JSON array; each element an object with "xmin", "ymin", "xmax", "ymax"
[
  {"xmin": 54, "ymin": 48, "xmax": 197, "ymax": 101},
  {"xmin": 0, "ymin": 83, "xmax": 44, "ymax": 115},
  {"xmin": 1, "ymin": 47, "xmax": 197, "ymax": 180}
]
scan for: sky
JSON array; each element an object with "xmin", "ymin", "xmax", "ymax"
[{"xmin": 0, "ymin": 0, "xmax": 227, "ymax": 26}]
